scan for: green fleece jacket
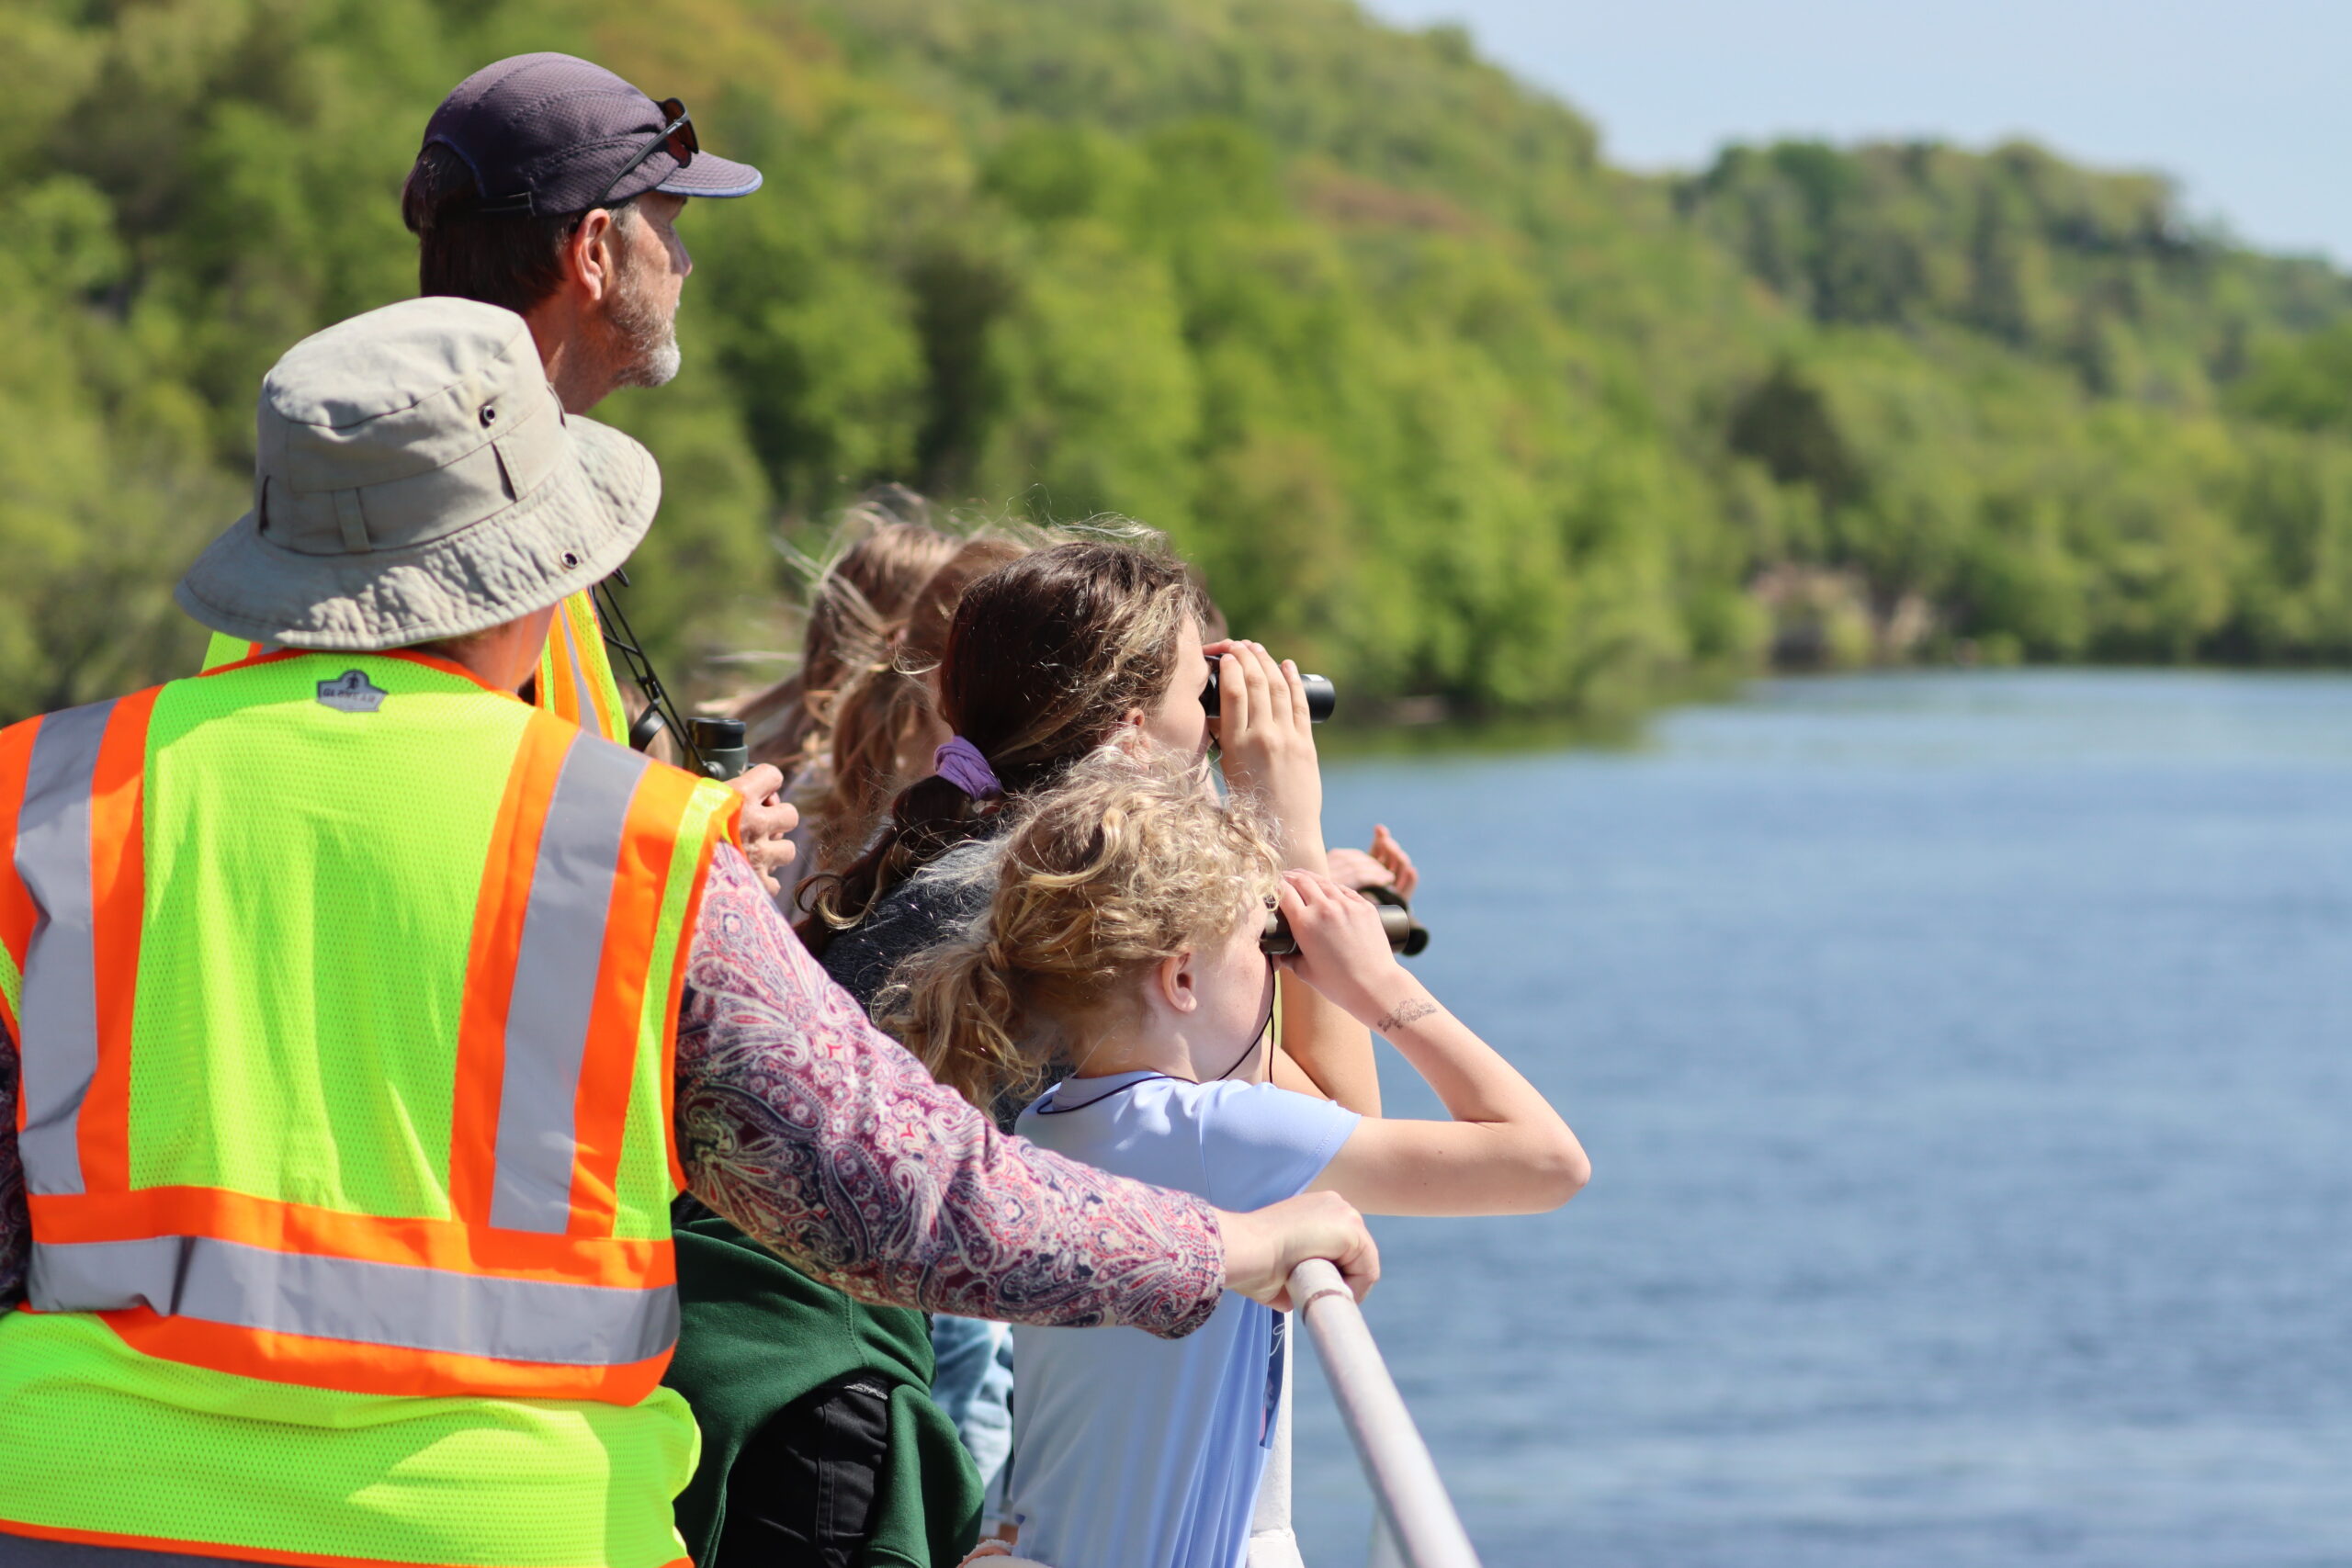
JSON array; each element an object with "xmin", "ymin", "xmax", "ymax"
[{"xmin": 665, "ymin": 1201, "xmax": 984, "ymax": 1567}]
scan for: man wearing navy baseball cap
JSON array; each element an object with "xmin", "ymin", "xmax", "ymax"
[
  {"xmin": 380, "ymin": 56, "xmax": 797, "ymax": 886},
  {"xmin": 201, "ymin": 54, "xmax": 789, "ymax": 834},
  {"xmin": 404, "ymin": 51, "xmax": 763, "ymax": 411}
]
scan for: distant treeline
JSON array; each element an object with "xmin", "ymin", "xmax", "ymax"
[{"xmin": 6, "ymin": 0, "xmax": 2352, "ymax": 723}]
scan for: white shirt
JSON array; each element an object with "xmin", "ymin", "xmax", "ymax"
[{"xmin": 1008, "ymin": 1073, "xmax": 1361, "ymax": 1568}]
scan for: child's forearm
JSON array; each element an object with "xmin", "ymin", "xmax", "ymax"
[
  {"xmin": 1310, "ymin": 972, "xmax": 1589, "ymax": 1215},
  {"xmin": 1363, "ymin": 977, "xmax": 1582, "ymax": 1164},
  {"xmin": 1284, "ymin": 874, "xmax": 1588, "ymax": 1215}
]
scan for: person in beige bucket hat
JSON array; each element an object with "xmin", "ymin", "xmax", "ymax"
[
  {"xmin": 177, "ymin": 295, "xmax": 655, "ymax": 652},
  {"xmin": 0, "ymin": 296, "xmax": 1379, "ymax": 1568}
]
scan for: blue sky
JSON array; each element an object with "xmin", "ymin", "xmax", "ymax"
[{"xmin": 1357, "ymin": 0, "xmax": 2347, "ymax": 265}]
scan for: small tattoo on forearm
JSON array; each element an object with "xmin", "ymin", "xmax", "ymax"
[{"xmin": 1373, "ymin": 998, "xmax": 1439, "ymax": 1034}]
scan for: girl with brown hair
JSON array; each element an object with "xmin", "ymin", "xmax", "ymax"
[
  {"xmin": 666, "ymin": 495, "xmax": 978, "ymax": 1567},
  {"xmin": 801, "ymin": 531, "xmax": 1377, "ymax": 1127},
  {"xmin": 735, "ymin": 491, "xmax": 960, "ymax": 768}
]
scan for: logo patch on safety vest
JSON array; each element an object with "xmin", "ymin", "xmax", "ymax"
[{"xmin": 316, "ymin": 670, "xmax": 388, "ymax": 713}]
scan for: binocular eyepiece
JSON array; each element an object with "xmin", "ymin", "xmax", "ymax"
[
  {"xmin": 1260, "ymin": 884, "xmax": 1430, "ymax": 959},
  {"xmin": 1202, "ymin": 658, "xmax": 1336, "ymax": 724}
]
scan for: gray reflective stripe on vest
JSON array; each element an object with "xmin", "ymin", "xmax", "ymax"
[
  {"xmin": 490, "ymin": 734, "xmax": 651, "ymax": 1233},
  {"xmin": 13, "ymin": 700, "xmax": 117, "ymax": 1198},
  {"xmin": 28, "ymin": 1234, "xmax": 680, "ymax": 1366}
]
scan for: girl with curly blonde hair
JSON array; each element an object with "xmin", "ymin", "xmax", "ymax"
[{"xmin": 889, "ymin": 749, "xmax": 1589, "ymax": 1568}]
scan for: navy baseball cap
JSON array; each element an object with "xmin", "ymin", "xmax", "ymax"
[{"xmin": 422, "ymin": 53, "xmax": 763, "ymax": 218}]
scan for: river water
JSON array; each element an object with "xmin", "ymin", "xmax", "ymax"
[{"xmin": 1295, "ymin": 671, "xmax": 2352, "ymax": 1568}]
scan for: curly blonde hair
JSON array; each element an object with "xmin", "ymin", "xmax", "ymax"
[{"xmin": 883, "ymin": 747, "xmax": 1283, "ymax": 1113}]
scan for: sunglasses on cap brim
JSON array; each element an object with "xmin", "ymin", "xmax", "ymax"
[{"xmin": 586, "ymin": 96, "xmax": 697, "ymax": 212}]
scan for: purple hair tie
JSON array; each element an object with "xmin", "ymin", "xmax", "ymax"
[{"xmin": 933, "ymin": 736, "xmax": 1004, "ymax": 801}]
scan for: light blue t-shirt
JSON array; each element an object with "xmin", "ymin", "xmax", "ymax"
[{"xmin": 1008, "ymin": 1073, "xmax": 1361, "ymax": 1568}]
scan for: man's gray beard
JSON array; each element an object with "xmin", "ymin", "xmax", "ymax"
[{"xmin": 608, "ymin": 264, "xmax": 682, "ymax": 389}]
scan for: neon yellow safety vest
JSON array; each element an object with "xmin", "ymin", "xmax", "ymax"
[
  {"xmin": 201, "ymin": 588, "xmax": 631, "ymax": 744},
  {"xmin": 0, "ymin": 650, "xmax": 737, "ymax": 1568}
]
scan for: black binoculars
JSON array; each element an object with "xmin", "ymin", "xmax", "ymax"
[
  {"xmin": 1202, "ymin": 659, "xmax": 1336, "ymax": 724},
  {"xmin": 1260, "ymin": 885, "xmax": 1430, "ymax": 958},
  {"xmin": 688, "ymin": 716, "xmax": 752, "ymax": 783}
]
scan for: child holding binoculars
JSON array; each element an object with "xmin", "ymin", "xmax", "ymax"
[
  {"xmin": 799, "ymin": 531, "xmax": 1378, "ymax": 1110},
  {"xmin": 888, "ymin": 750, "xmax": 1589, "ymax": 1568}
]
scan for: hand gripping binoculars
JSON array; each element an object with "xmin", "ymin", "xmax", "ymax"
[
  {"xmin": 1202, "ymin": 658, "xmax": 1337, "ymax": 724},
  {"xmin": 1260, "ymin": 884, "xmax": 1430, "ymax": 959}
]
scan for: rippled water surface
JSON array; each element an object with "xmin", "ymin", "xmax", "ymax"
[{"xmin": 1295, "ymin": 671, "xmax": 2352, "ymax": 1568}]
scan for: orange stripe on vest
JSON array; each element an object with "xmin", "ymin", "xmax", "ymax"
[
  {"xmin": 26, "ymin": 1188, "xmax": 675, "ymax": 1287},
  {"xmin": 0, "ymin": 716, "xmax": 35, "ymax": 1043},
  {"xmin": 87, "ymin": 1306, "xmax": 676, "ymax": 1404},
  {"xmin": 0, "ymin": 1514, "xmax": 692, "ymax": 1568}
]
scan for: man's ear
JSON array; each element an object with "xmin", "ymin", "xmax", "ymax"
[
  {"xmin": 562, "ymin": 209, "xmax": 620, "ymax": 305},
  {"xmin": 1155, "ymin": 950, "xmax": 1198, "ymax": 1014}
]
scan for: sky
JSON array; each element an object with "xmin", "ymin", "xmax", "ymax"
[{"xmin": 1357, "ymin": 0, "xmax": 2348, "ymax": 265}]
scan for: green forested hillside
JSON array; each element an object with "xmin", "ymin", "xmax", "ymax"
[{"xmin": 5, "ymin": 0, "xmax": 2351, "ymax": 724}]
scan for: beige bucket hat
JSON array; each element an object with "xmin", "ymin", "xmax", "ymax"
[{"xmin": 176, "ymin": 295, "xmax": 659, "ymax": 650}]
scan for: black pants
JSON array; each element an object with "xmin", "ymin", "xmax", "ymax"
[{"xmin": 716, "ymin": 1373, "xmax": 892, "ymax": 1568}]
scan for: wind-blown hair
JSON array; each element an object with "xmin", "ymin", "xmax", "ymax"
[
  {"xmin": 882, "ymin": 749, "xmax": 1281, "ymax": 1112},
  {"xmin": 807, "ymin": 532, "xmax": 1039, "ymax": 875},
  {"xmin": 731, "ymin": 491, "xmax": 959, "ymax": 770},
  {"xmin": 797, "ymin": 527, "xmax": 1207, "ymax": 951}
]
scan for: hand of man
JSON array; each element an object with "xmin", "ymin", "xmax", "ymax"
[{"xmin": 727, "ymin": 764, "xmax": 798, "ymax": 895}]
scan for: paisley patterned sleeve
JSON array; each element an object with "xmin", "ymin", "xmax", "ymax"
[
  {"xmin": 0, "ymin": 1020, "xmax": 24, "ymax": 1308},
  {"xmin": 674, "ymin": 844, "xmax": 1226, "ymax": 1338}
]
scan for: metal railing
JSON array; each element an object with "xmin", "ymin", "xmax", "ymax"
[{"xmin": 1288, "ymin": 1258, "xmax": 1484, "ymax": 1568}]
